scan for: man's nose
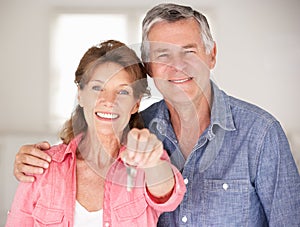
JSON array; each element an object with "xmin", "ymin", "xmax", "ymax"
[{"xmin": 169, "ymin": 54, "xmax": 186, "ymax": 72}]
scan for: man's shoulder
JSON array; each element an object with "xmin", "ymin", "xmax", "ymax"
[
  {"xmin": 228, "ymin": 95, "xmax": 279, "ymax": 126},
  {"xmin": 140, "ymin": 100, "xmax": 165, "ymax": 126},
  {"xmin": 141, "ymin": 99, "xmax": 164, "ymax": 113}
]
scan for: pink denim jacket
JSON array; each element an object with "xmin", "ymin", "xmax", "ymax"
[{"xmin": 6, "ymin": 135, "xmax": 186, "ymax": 226}]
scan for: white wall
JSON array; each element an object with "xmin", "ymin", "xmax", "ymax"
[{"xmin": 0, "ymin": 0, "xmax": 299, "ymax": 226}]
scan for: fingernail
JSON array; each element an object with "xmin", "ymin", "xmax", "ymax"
[
  {"xmin": 44, "ymin": 163, "xmax": 49, "ymax": 168},
  {"xmin": 128, "ymin": 151, "xmax": 135, "ymax": 158}
]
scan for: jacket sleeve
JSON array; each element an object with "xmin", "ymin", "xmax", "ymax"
[
  {"xmin": 144, "ymin": 149, "xmax": 186, "ymax": 212},
  {"xmin": 256, "ymin": 121, "xmax": 300, "ymax": 226},
  {"xmin": 5, "ymin": 179, "xmax": 38, "ymax": 226}
]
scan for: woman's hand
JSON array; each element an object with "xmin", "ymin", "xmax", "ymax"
[
  {"xmin": 122, "ymin": 128, "xmax": 164, "ymax": 168},
  {"xmin": 121, "ymin": 128, "xmax": 175, "ymax": 200}
]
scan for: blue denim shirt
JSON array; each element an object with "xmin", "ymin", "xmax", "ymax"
[{"xmin": 141, "ymin": 81, "xmax": 300, "ymax": 227}]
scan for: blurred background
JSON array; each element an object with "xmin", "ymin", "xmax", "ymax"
[{"xmin": 0, "ymin": 0, "xmax": 299, "ymax": 225}]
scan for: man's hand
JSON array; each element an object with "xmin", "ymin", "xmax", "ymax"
[{"xmin": 14, "ymin": 142, "xmax": 52, "ymax": 182}]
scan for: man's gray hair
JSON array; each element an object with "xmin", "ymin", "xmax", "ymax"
[{"xmin": 141, "ymin": 3, "xmax": 214, "ymax": 63}]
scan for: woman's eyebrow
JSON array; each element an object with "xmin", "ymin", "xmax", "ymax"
[
  {"xmin": 118, "ymin": 84, "xmax": 131, "ymax": 87},
  {"xmin": 90, "ymin": 79, "xmax": 105, "ymax": 83}
]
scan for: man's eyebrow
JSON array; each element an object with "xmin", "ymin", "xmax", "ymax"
[
  {"xmin": 182, "ymin": 43, "xmax": 198, "ymax": 49},
  {"xmin": 153, "ymin": 44, "xmax": 197, "ymax": 53},
  {"xmin": 153, "ymin": 47, "xmax": 170, "ymax": 53}
]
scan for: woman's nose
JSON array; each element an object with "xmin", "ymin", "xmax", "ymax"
[{"xmin": 97, "ymin": 90, "xmax": 116, "ymax": 106}]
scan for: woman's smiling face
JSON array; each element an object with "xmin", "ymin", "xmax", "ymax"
[{"xmin": 78, "ymin": 61, "xmax": 140, "ymax": 138}]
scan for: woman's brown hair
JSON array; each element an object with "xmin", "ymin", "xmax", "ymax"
[{"xmin": 59, "ymin": 40, "xmax": 150, "ymax": 144}]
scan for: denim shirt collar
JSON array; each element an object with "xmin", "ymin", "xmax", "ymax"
[
  {"xmin": 149, "ymin": 81, "xmax": 236, "ymax": 136},
  {"xmin": 148, "ymin": 81, "xmax": 236, "ymax": 172},
  {"xmin": 209, "ymin": 81, "xmax": 236, "ymax": 133}
]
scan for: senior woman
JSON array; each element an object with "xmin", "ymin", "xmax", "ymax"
[{"xmin": 6, "ymin": 40, "xmax": 185, "ymax": 227}]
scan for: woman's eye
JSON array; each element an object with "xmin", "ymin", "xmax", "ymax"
[
  {"xmin": 92, "ymin": 85, "xmax": 102, "ymax": 91},
  {"xmin": 118, "ymin": 89, "xmax": 130, "ymax": 95}
]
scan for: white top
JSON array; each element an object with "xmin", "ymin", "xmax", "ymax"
[{"xmin": 74, "ymin": 200, "xmax": 103, "ymax": 227}]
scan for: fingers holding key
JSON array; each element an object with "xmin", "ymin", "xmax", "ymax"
[
  {"xmin": 127, "ymin": 128, "xmax": 149, "ymax": 157},
  {"xmin": 123, "ymin": 128, "xmax": 163, "ymax": 168}
]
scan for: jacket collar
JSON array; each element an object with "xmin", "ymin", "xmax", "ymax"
[{"xmin": 50, "ymin": 134, "xmax": 82, "ymax": 162}]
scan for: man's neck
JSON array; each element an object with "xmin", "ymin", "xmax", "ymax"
[{"xmin": 165, "ymin": 88, "xmax": 212, "ymax": 159}]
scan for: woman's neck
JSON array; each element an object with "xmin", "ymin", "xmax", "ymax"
[{"xmin": 77, "ymin": 132, "xmax": 122, "ymax": 175}]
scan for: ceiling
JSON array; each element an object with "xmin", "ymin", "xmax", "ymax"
[{"xmin": 43, "ymin": 0, "xmax": 223, "ymax": 9}]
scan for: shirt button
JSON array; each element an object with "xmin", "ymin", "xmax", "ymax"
[
  {"xmin": 223, "ymin": 183, "xmax": 229, "ymax": 190},
  {"xmin": 184, "ymin": 178, "xmax": 189, "ymax": 185},
  {"xmin": 182, "ymin": 215, "xmax": 188, "ymax": 223},
  {"xmin": 105, "ymin": 223, "xmax": 110, "ymax": 227},
  {"xmin": 158, "ymin": 125, "xmax": 163, "ymax": 131}
]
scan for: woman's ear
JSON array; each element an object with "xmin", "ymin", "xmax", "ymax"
[
  {"xmin": 131, "ymin": 99, "xmax": 140, "ymax": 114},
  {"xmin": 77, "ymin": 88, "xmax": 84, "ymax": 107}
]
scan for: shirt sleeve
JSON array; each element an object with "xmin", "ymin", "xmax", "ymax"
[
  {"xmin": 5, "ymin": 180, "xmax": 37, "ymax": 226},
  {"xmin": 144, "ymin": 149, "xmax": 186, "ymax": 212},
  {"xmin": 255, "ymin": 120, "xmax": 300, "ymax": 226}
]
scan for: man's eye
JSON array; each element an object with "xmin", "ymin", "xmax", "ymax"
[
  {"xmin": 158, "ymin": 53, "xmax": 169, "ymax": 58},
  {"xmin": 118, "ymin": 89, "xmax": 129, "ymax": 95},
  {"xmin": 92, "ymin": 85, "xmax": 102, "ymax": 91},
  {"xmin": 184, "ymin": 50, "xmax": 196, "ymax": 54}
]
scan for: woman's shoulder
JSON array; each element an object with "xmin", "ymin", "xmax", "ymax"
[
  {"xmin": 44, "ymin": 143, "xmax": 68, "ymax": 161},
  {"xmin": 45, "ymin": 139, "xmax": 78, "ymax": 163}
]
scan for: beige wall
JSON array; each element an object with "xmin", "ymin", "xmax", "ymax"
[{"xmin": 0, "ymin": 0, "xmax": 299, "ymax": 226}]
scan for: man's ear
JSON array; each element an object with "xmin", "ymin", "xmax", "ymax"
[
  {"xmin": 145, "ymin": 63, "xmax": 152, "ymax": 77},
  {"xmin": 209, "ymin": 42, "xmax": 217, "ymax": 69}
]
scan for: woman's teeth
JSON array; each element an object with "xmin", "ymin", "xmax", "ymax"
[{"xmin": 96, "ymin": 112, "xmax": 119, "ymax": 119}]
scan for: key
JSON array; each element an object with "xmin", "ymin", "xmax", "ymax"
[
  {"xmin": 126, "ymin": 166, "xmax": 137, "ymax": 192},
  {"xmin": 124, "ymin": 158, "xmax": 137, "ymax": 192}
]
